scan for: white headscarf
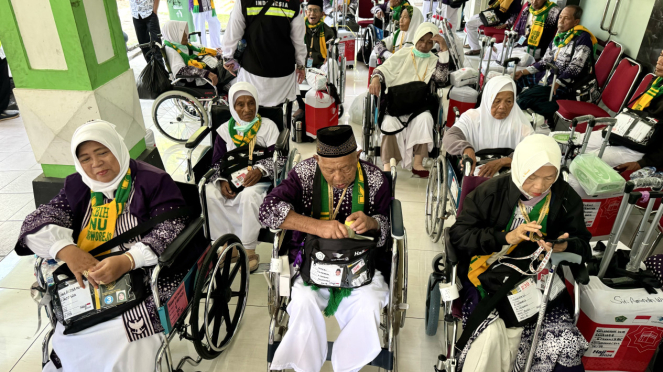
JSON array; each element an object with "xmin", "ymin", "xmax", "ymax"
[
  {"xmin": 162, "ymin": 20, "xmax": 188, "ymax": 44},
  {"xmin": 453, "ymin": 76, "xmax": 534, "ymax": 152},
  {"xmin": 226, "ymin": 82, "xmax": 260, "ymax": 126},
  {"xmin": 375, "ymin": 22, "xmax": 440, "ymax": 88},
  {"xmin": 70, "ymin": 120, "xmax": 131, "ymax": 199},
  {"xmin": 511, "ymin": 134, "xmax": 562, "ymax": 199},
  {"xmin": 398, "ymin": 6, "xmax": 425, "ymax": 46}
]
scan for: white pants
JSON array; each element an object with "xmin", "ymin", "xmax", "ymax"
[
  {"xmin": 192, "ymin": 10, "xmax": 222, "ymax": 49},
  {"xmin": 271, "ymin": 272, "xmax": 390, "ymax": 372},
  {"xmin": 584, "ymin": 130, "xmax": 644, "ymax": 168},
  {"xmin": 380, "ymin": 111, "xmax": 435, "ymax": 170},
  {"xmin": 237, "ymin": 69, "xmax": 298, "ymax": 107},
  {"xmin": 465, "ymin": 14, "xmax": 483, "ymax": 51},
  {"xmin": 206, "ymin": 182, "xmax": 270, "ymax": 250},
  {"xmin": 43, "ymin": 316, "xmax": 162, "ymax": 372},
  {"xmin": 463, "ymin": 318, "xmax": 523, "ymax": 372},
  {"xmin": 438, "ymin": 4, "xmax": 461, "ymax": 31}
]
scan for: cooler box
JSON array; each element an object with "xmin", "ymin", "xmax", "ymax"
[
  {"xmin": 567, "ymin": 174, "xmax": 622, "ymax": 240},
  {"xmin": 338, "ymin": 29, "xmax": 356, "ymax": 68},
  {"xmin": 446, "ymin": 86, "xmax": 478, "ymax": 127},
  {"xmin": 305, "ymin": 89, "xmax": 339, "ymax": 138},
  {"xmin": 563, "ymin": 266, "xmax": 663, "ymax": 372}
]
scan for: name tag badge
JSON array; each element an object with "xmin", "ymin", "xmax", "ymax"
[
  {"xmin": 306, "ymin": 58, "xmax": 313, "ymax": 68},
  {"xmin": 518, "ymin": 35, "xmax": 527, "ymax": 46}
]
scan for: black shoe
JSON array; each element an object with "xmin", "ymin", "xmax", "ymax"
[{"xmin": 0, "ymin": 110, "xmax": 19, "ymax": 122}]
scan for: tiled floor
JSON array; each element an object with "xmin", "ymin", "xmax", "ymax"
[{"xmin": 1, "ymin": 28, "xmax": 662, "ymax": 372}]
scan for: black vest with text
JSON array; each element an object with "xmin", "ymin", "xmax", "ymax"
[{"xmin": 241, "ymin": 0, "xmax": 299, "ymax": 78}]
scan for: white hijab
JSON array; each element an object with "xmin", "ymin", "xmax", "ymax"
[
  {"xmin": 453, "ymin": 76, "xmax": 534, "ymax": 152},
  {"xmin": 397, "ymin": 6, "xmax": 425, "ymax": 47},
  {"xmin": 511, "ymin": 134, "xmax": 562, "ymax": 199},
  {"xmin": 70, "ymin": 120, "xmax": 131, "ymax": 199},
  {"xmin": 162, "ymin": 20, "xmax": 188, "ymax": 44},
  {"xmin": 219, "ymin": 82, "xmax": 261, "ymax": 134},
  {"xmin": 376, "ymin": 22, "xmax": 440, "ymax": 88}
]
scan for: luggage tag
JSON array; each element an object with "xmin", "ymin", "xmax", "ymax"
[
  {"xmin": 507, "ymin": 278, "xmax": 542, "ymax": 323},
  {"xmin": 306, "ymin": 57, "xmax": 314, "ymax": 68},
  {"xmin": 230, "ymin": 168, "xmax": 250, "ymax": 188},
  {"xmin": 58, "ymin": 279, "xmax": 94, "ymax": 321},
  {"xmin": 310, "ymin": 259, "xmax": 344, "ymax": 287},
  {"xmin": 439, "ymin": 282, "xmax": 460, "ymax": 302},
  {"xmin": 96, "ymin": 275, "xmax": 133, "ymax": 309}
]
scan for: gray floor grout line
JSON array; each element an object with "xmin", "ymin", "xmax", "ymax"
[
  {"xmin": 0, "ymin": 287, "xmax": 31, "ymax": 291},
  {"xmin": 9, "ymin": 327, "xmax": 47, "ymax": 372}
]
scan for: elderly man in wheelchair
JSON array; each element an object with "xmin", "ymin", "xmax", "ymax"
[{"xmin": 259, "ymin": 126, "xmax": 407, "ymax": 372}]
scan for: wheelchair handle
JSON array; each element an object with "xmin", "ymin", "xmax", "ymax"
[
  {"xmin": 453, "ymin": 106, "xmax": 460, "ymax": 118},
  {"xmin": 462, "ymin": 154, "xmax": 473, "ymax": 177},
  {"xmin": 502, "ymin": 57, "xmax": 520, "ymax": 68},
  {"xmin": 551, "ymin": 252, "xmax": 582, "ymax": 267},
  {"xmin": 570, "ymin": 115, "xmax": 594, "ymax": 129},
  {"xmin": 544, "ymin": 62, "xmax": 559, "ymax": 75}
]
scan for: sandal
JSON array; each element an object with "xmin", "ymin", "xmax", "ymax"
[
  {"xmin": 463, "ymin": 44, "xmax": 470, "ymax": 49},
  {"xmin": 248, "ymin": 253, "xmax": 260, "ymax": 273},
  {"xmin": 412, "ymin": 169, "xmax": 430, "ymax": 178},
  {"xmin": 465, "ymin": 50, "xmax": 480, "ymax": 56}
]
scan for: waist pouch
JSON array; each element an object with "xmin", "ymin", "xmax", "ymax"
[
  {"xmin": 50, "ymin": 251, "xmax": 147, "ymax": 335},
  {"xmin": 301, "ymin": 234, "xmax": 378, "ymax": 289},
  {"xmin": 386, "ymin": 81, "xmax": 429, "ymax": 117},
  {"xmin": 218, "ymin": 144, "xmax": 273, "ymax": 193},
  {"xmin": 602, "ymin": 109, "xmax": 660, "ymax": 153},
  {"xmin": 479, "ymin": 9, "xmax": 501, "ymax": 27}
]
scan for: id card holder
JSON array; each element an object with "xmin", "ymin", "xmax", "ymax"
[
  {"xmin": 517, "ymin": 35, "xmax": 527, "ymax": 46},
  {"xmin": 306, "ymin": 58, "xmax": 313, "ymax": 68}
]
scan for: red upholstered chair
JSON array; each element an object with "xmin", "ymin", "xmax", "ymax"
[
  {"xmin": 357, "ymin": 0, "xmax": 375, "ymax": 28},
  {"xmin": 627, "ymin": 73, "xmax": 656, "ymax": 109},
  {"xmin": 594, "ymin": 41, "xmax": 623, "ymax": 93},
  {"xmin": 556, "ymin": 58, "xmax": 641, "ymax": 133},
  {"xmin": 477, "ymin": 2, "xmax": 528, "ymax": 44}
]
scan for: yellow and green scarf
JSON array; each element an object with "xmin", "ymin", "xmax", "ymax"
[
  {"xmin": 527, "ymin": 1, "xmax": 556, "ymax": 50},
  {"xmin": 193, "ymin": 0, "xmax": 217, "ymax": 16},
  {"xmin": 490, "ymin": 0, "xmax": 515, "ymax": 13},
  {"xmin": 306, "ymin": 18, "xmax": 328, "ymax": 59},
  {"xmin": 163, "ymin": 40, "xmax": 217, "ymax": 69},
  {"xmin": 390, "ymin": 0, "xmax": 411, "ymax": 23},
  {"xmin": 90, "ymin": 169, "xmax": 133, "ymax": 216},
  {"xmin": 309, "ymin": 161, "xmax": 366, "ymax": 316},
  {"xmin": 632, "ymin": 77, "xmax": 663, "ymax": 111},
  {"xmin": 391, "ymin": 5, "xmax": 414, "ymax": 52},
  {"xmin": 228, "ymin": 115, "xmax": 262, "ymax": 148},
  {"xmin": 553, "ymin": 25, "xmax": 597, "ymax": 51}
]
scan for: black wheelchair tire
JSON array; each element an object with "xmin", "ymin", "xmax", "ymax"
[
  {"xmin": 425, "ymin": 273, "xmax": 441, "ymax": 336},
  {"xmin": 361, "ymin": 25, "xmax": 376, "ymax": 65},
  {"xmin": 338, "ymin": 104, "xmax": 344, "ymax": 119},
  {"xmin": 190, "ymin": 234, "xmax": 249, "ymax": 359}
]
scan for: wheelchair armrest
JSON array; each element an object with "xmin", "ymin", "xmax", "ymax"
[
  {"xmin": 568, "ymin": 263, "xmax": 590, "ymax": 285},
  {"xmin": 275, "ymin": 128, "xmax": 290, "ymax": 155},
  {"xmin": 443, "ymin": 228, "xmax": 459, "ymax": 266},
  {"xmin": 186, "ymin": 126, "xmax": 211, "ymax": 149},
  {"xmin": 158, "ymin": 217, "xmax": 205, "ymax": 267},
  {"xmin": 390, "ymin": 199, "xmax": 404, "ymax": 239}
]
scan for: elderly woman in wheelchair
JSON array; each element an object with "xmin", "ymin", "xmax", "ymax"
[
  {"xmin": 371, "ymin": 5, "xmax": 424, "ymax": 62},
  {"xmin": 206, "ymin": 82, "xmax": 283, "ymax": 273},
  {"xmin": 369, "ymin": 22, "xmax": 450, "ymax": 177},
  {"xmin": 259, "ymin": 127, "xmax": 403, "ymax": 372},
  {"xmin": 443, "ymin": 76, "xmax": 534, "ymax": 178},
  {"xmin": 14, "ymin": 121, "xmax": 193, "ymax": 371},
  {"xmin": 445, "ymin": 135, "xmax": 591, "ymax": 372}
]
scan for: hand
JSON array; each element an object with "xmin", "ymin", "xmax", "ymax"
[
  {"xmin": 461, "ymin": 148, "xmax": 477, "ymax": 175},
  {"xmin": 515, "ymin": 69, "xmax": 529, "ymax": 80},
  {"xmin": 538, "ymin": 233, "xmax": 569, "ymax": 253},
  {"xmin": 495, "ymin": 24, "xmax": 508, "ymax": 29},
  {"xmin": 432, "ymin": 34, "xmax": 447, "ymax": 52},
  {"xmin": 316, "ymin": 220, "xmax": 349, "ymax": 239},
  {"xmin": 478, "ymin": 158, "xmax": 510, "ymax": 178},
  {"xmin": 56, "ymin": 245, "xmax": 100, "ymax": 289},
  {"xmin": 615, "ymin": 162, "xmax": 642, "ymax": 172},
  {"xmin": 369, "ymin": 77, "xmax": 381, "ymax": 96},
  {"xmin": 243, "ymin": 168, "xmax": 263, "ymax": 188},
  {"xmin": 655, "ymin": 54, "xmax": 663, "ymax": 77},
  {"xmin": 505, "ymin": 222, "xmax": 543, "ymax": 245},
  {"xmin": 552, "ymin": 81, "xmax": 560, "ymax": 96},
  {"xmin": 346, "ymin": 211, "xmax": 379, "ymax": 235},
  {"xmin": 296, "ymin": 67, "xmax": 306, "ymax": 84},
  {"xmin": 223, "ymin": 60, "xmax": 238, "ymax": 76},
  {"xmin": 208, "ymin": 72, "xmax": 219, "ymax": 86},
  {"xmin": 89, "ymin": 255, "xmax": 133, "ymax": 287},
  {"xmin": 219, "ymin": 181, "xmax": 237, "ymax": 199},
  {"xmin": 376, "ymin": 10, "xmax": 384, "ymax": 19}
]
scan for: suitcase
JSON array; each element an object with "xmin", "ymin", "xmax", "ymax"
[
  {"xmin": 446, "ymin": 86, "xmax": 478, "ymax": 127},
  {"xmin": 305, "ymin": 89, "xmax": 339, "ymax": 139},
  {"xmin": 338, "ymin": 29, "xmax": 356, "ymax": 69}
]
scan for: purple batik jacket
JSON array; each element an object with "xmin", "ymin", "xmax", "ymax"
[
  {"xmin": 16, "ymin": 160, "xmax": 188, "ymax": 342},
  {"xmin": 513, "ymin": 3, "xmax": 560, "ymax": 58},
  {"xmin": 259, "ymin": 158, "xmax": 391, "ymax": 257}
]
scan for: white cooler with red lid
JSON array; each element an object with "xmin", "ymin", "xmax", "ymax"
[{"xmin": 305, "ymin": 89, "xmax": 339, "ymax": 139}]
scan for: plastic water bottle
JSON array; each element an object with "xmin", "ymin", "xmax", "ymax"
[
  {"xmin": 237, "ymin": 39, "xmax": 247, "ymax": 53},
  {"xmin": 41, "ymin": 259, "xmax": 61, "ymax": 287},
  {"xmin": 630, "ymin": 167, "xmax": 656, "ymax": 179}
]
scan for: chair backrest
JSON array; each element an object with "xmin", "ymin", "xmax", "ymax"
[
  {"xmin": 600, "ymin": 58, "xmax": 641, "ymax": 113},
  {"xmin": 627, "ymin": 73, "xmax": 656, "ymax": 109},
  {"xmin": 358, "ymin": 0, "xmax": 374, "ymax": 19},
  {"xmin": 175, "ymin": 182, "xmax": 203, "ymax": 217},
  {"xmin": 594, "ymin": 41, "xmax": 623, "ymax": 90}
]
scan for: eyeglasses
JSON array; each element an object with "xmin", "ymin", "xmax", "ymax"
[{"xmin": 306, "ymin": 8, "xmax": 321, "ymax": 14}]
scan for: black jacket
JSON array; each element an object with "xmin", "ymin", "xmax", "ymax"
[
  {"xmin": 449, "ymin": 173, "xmax": 592, "ymax": 276},
  {"xmin": 634, "ymin": 83, "xmax": 663, "ymax": 168},
  {"xmin": 305, "ymin": 22, "xmax": 335, "ymax": 69}
]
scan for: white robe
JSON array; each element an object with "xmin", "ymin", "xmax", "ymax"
[
  {"xmin": 381, "ymin": 111, "xmax": 435, "ymax": 170},
  {"xmin": 205, "ymin": 118, "xmax": 280, "ymax": 248},
  {"xmin": 270, "ymin": 272, "xmax": 390, "ymax": 372},
  {"xmin": 584, "ymin": 130, "xmax": 643, "ymax": 167},
  {"xmin": 193, "ymin": 10, "xmax": 222, "ymax": 49}
]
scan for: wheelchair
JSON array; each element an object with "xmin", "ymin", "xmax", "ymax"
[
  {"xmin": 32, "ymin": 172, "xmax": 250, "ymax": 372},
  {"xmin": 265, "ymin": 159, "xmax": 408, "ymax": 371}
]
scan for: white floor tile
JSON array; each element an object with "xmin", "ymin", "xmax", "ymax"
[
  {"xmin": 0, "ymin": 253, "xmax": 35, "ymax": 290},
  {"xmin": 0, "ymin": 288, "xmax": 48, "ymax": 372},
  {"xmin": 0, "ymin": 194, "xmax": 33, "ymax": 222},
  {"xmin": 0, "ymin": 221, "xmax": 23, "ymax": 257}
]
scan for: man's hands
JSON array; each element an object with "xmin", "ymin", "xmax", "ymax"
[
  {"xmin": 477, "ymin": 158, "xmax": 510, "ymax": 178},
  {"xmin": 317, "ymin": 220, "xmax": 349, "ymax": 239},
  {"xmin": 375, "ymin": 10, "xmax": 384, "ymax": 19},
  {"xmin": 615, "ymin": 162, "xmax": 641, "ymax": 172},
  {"xmin": 296, "ymin": 66, "xmax": 306, "ymax": 84},
  {"xmin": 346, "ymin": 211, "xmax": 379, "ymax": 235},
  {"xmin": 243, "ymin": 169, "xmax": 263, "ymax": 188},
  {"xmin": 208, "ymin": 72, "xmax": 219, "ymax": 86},
  {"xmin": 56, "ymin": 245, "xmax": 100, "ymax": 289},
  {"xmin": 432, "ymin": 34, "xmax": 448, "ymax": 52},
  {"xmin": 514, "ymin": 69, "xmax": 530, "ymax": 81},
  {"xmin": 505, "ymin": 222, "xmax": 543, "ymax": 245},
  {"xmin": 538, "ymin": 233, "xmax": 569, "ymax": 253},
  {"xmin": 461, "ymin": 148, "xmax": 477, "ymax": 175},
  {"xmin": 219, "ymin": 181, "xmax": 237, "ymax": 199},
  {"xmin": 223, "ymin": 59, "xmax": 239, "ymax": 76},
  {"xmin": 89, "ymin": 255, "xmax": 133, "ymax": 287},
  {"xmin": 495, "ymin": 24, "xmax": 508, "ymax": 29},
  {"xmin": 369, "ymin": 76, "xmax": 381, "ymax": 96},
  {"xmin": 552, "ymin": 81, "xmax": 560, "ymax": 96}
]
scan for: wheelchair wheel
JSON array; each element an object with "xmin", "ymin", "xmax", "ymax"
[
  {"xmin": 425, "ymin": 273, "xmax": 441, "ymax": 336},
  {"xmin": 431, "ymin": 158, "xmax": 448, "ymax": 242},
  {"xmin": 361, "ymin": 25, "xmax": 376, "ymax": 65},
  {"xmin": 152, "ymin": 90, "xmax": 208, "ymax": 143},
  {"xmin": 424, "ymin": 160, "xmax": 438, "ymax": 236},
  {"xmin": 392, "ymin": 236, "xmax": 408, "ymax": 333},
  {"xmin": 190, "ymin": 234, "xmax": 249, "ymax": 359}
]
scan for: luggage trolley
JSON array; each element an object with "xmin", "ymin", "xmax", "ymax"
[{"xmin": 265, "ymin": 158, "xmax": 408, "ymax": 372}]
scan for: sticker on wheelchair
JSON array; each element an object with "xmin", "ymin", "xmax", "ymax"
[
  {"xmin": 58, "ymin": 280, "xmax": 94, "ymax": 320},
  {"xmin": 439, "ymin": 282, "xmax": 460, "ymax": 302},
  {"xmin": 507, "ymin": 278, "xmax": 542, "ymax": 323},
  {"xmin": 310, "ymin": 262, "xmax": 344, "ymax": 287}
]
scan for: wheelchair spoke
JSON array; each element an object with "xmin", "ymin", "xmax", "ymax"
[
  {"xmin": 220, "ymin": 301, "xmax": 232, "ymax": 331},
  {"xmin": 231, "ymin": 290, "xmax": 245, "ymax": 297},
  {"xmin": 227, "ymin": 260, "xmax": 242, "ymax": 284}
]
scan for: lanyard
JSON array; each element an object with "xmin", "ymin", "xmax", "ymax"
[
  {"xmin": 517, "ymin": 194, "xmax": 550, "ymax": 242},
  {"xmin": 247, "ymin": 136, "xmax": 257, "ymax": 170},
  {"xmin": 410, "ymin": 52, "xmax": 428, "ymax": 82},
  {"xmin": 328, "ymin": 184, "xmax": 350, "ymax": 220},
  {"xmin": 498, "ymin": 245, "xmax": 552, "ymax": 276}
]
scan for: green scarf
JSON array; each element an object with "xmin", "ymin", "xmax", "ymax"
[
  {"xmin": 305, "ymin": 18, "xmax": 328, "ymax": 59},
  {"xmin": 163, "ymin": 40, "xmax": 216, "ymax": 69},
  {"xmin": 90, "ymin": 168, "xmax": 133, "ymax": 215},
  {"xmin": 390, "ymin": 1, "xmax": 410, "ymax": 24},
  {"xmin": 527, "ymin": 1, "xmax": 555, "ymax": 51},
  {"xmin": 309, "ymin": 161, "xmax": 365, "ymax": 316},
  {"xmin": 553, "ymin": 25, "xmax": 598, "ymax": 55},
  {"xmin": 228, "ymin": 115, "xmax": 262, "ymax": 148}
]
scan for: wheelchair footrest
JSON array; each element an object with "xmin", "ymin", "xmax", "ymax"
[{"xmin": 267, "ymin": 342, "xmax": 394, "ymax": 370}]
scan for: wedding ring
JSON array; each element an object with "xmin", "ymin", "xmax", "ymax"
[
  {"xmin": 82, "ymin": 270, "xmax": 89, "ymax": 278},
  {"xmin": 99, "ymin": 280, "xmax": 106, "ymax": 285}
]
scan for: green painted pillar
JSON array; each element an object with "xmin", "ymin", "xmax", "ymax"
[
  {"xmin": 166, "ymin": 0, "xmax": 197, "ymax": 42},
  {"xmin": 0, "ymin": 0, "xmax": 147, "ymax": 178}
]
